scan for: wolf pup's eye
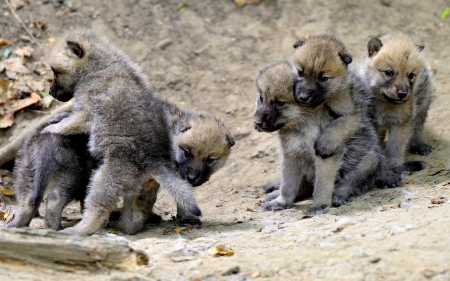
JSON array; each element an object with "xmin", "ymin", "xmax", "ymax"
[
  {"xmin": 408, "ymin": 73, "xmax": 415, "ymax": 79},
  {"xmin": 206, "ymin": 157, "xmax": 216, "ymax": 165},
  {"xmin": 298, "ymin": 69, "xmax": 305, "ymax": 77},
  {"xmin": 274, "ymin": 100, "xmax": 286, "ymax": 109},
  {"xmin": 384, "ymin": 70, "xmax": 394, "ymax": 77},
  {"xmin": 180, "ymin": 147, "xmax": 192, "ymax": 159},
  {"xmin": 318, "ymin": 75, "xmax": 329, "ymax": 82}
]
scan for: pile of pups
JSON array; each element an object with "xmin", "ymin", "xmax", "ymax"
[
  {"xmin": 255, "ymin": 33, "xmax": 433, "ymax": 214},
  {"xmin": 6, "ymin": 30, "xmax": 433, "ymax": 236},
  {"xmin": 7, "ymin": 29, "xmax": 235, "ymax": 235}
]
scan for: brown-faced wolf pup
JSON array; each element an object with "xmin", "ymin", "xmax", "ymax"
[
  {"xmin": 6, "ymin": 112, "xmax": 98, "ymax": 230},
  {"xmin": 357, "ymin": 33, "xmax": 433, "ymax": 177},
  {"xmin": 254, "ymin": 55, "xmax": 384, "ymax": 214},
  {"xmin": 41, "ymin": 29, "xmax": 201, "ymax": 235},
  {"xmin": 110, "ymin": 105, "xmax": 235, "ymax": 231}
]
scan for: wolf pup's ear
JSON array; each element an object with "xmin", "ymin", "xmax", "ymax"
[
  {"xmin": 67, "ymin": 41, "xmax": 85, "ymax": 58},
  {"xmin": 339, "ymin": 53, "xmax": 353, "ymax": 65},
  {"xmin": 367, "ymin": 37, "xmax": 383, "ymax": 57},
  {"xmin": 416, "ymin": 44, "xmax": 425, "ymax": 52},
  {"xmin": 293, "ymin": 39, "xmax": 306, "ymax": 49},
  {"xmin": 226, "ymin": 134, "xmax": 235, "ymax": 147}
]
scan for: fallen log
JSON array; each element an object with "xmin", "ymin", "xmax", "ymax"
[{"xmin": 0, "ymin": 228, "xmax": 148, "ymax": 272}]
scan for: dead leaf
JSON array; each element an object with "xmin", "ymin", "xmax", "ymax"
[
  {"xmin": 369, "ymin": 257, "xmax": 381, "ymax": 263},
  {"xmin": 0, "ymin": 112, "xmax": 14, "ymax": 128},
  {"xmin": 171, "ymin": 256, "xmax": 197, "ymax": 262},
  {"xmin": 406, "ymin": 179, "xmax": 415, "ymax": 184},
  {"xmin": 437, "ymin": 163, "xmax": 444, "ymax": 168},
  {"xmin": 3, "ymin": 207, "xmax": 14, "ymax": 223},
  {"xmin": 2, "ymin": 57, "xmax": 31, "ymax": 74},
  {"xmin": 234, "ymin": 0, "xmax": 246, "ymax": 8},
  {"xmin": 184, "ymin": 224, "xmax": 193, "ymax": 232},
  {"xmin": 0, "ymin": 210, "xmax": 5, "ymax": 220},
  {"xmin": 207, "ymin": 245, "xmax": 234, "ymax": 257},
  {"xmin": 248, "ymin": 0, "xmax": 263, "ymax": 3},
  {"xmin": 246, "ymin": 207, "xmax": 254, "ymax": 212},
  {"xmin": 13, "ymin": 46, "xmax": 34, "ymax": 58},
  {"xmin": 13, "ymin": 92, "xmax": 41, "ymax": 111},
  {"xmin": 380, "ymin": 203, "xmax": 400, "ymax": 211},
  {"xmin": 431, "ymin": 196, "xmax": 447, "ymax": 204},
  {"xmin": 46, "ymin": 37, "xmax": 55, "ymax": 47},
  {"xmin": 0, "ymin": 185, "xmax": 14, "ymax": 196},
  {"xmin": 0, "ymin": 38, "xmax": 10, "ymax": 46},
  {"xmin": 173, "ymin": 227, "xmax": 181, "ymax": 234}
]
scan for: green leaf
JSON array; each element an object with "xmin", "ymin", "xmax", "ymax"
[
  {"xmin": 67, "ymin": 1, "xmax": 73, "ymax": 8},
  {"xmin": 41, "ymin": 91, "xmax": 49, "ymax": 97},
  {"xmin": 176, "ymin": 3, "xmax": 187, "ymax": 11},
  {"xmin": 442, "ymin": 7, "xmax": 450, "ymax": 19},
  {"xmin": 2, "ymin": 48, "xmax": 11, "ymax": 58}
]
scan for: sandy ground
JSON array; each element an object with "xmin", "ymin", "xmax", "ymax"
[{"xmin": 1, "ymin": 0, "xmax": 450, "ymax": 280}]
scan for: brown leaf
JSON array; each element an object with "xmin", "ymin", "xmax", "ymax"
[
  {"xmin": 437, "ymin": 163, "xmax": 444, "ymax": 168},
  {"xmin": 0, "ymin": 210, "xmax": 5, "ymax": 220},
  {"xmin": 13, "ymin": 92, "xmax": 41, "ymax": 112},
  {"xmin": 246, "ymin": 207, "xmax": 254, "ymax": 212},
  {"xmin": 234, "ymin": 0, "xmax": 246, "ymax": 8},
  {"xmin": 0, "ymin": 185, "xmax": 14, "ymax": 196},
  {"xmin": 207, "ymin": 245, "xmax": 234, "ymax": 257},
  {"xmin": 2, "ymin": 57, "xmax": 31, "ymax": 74},
  {"xmin": 0, "ymin": 38, "xmax": 10, "ymax": 46},
  {"xmin": 406, "ymin": 179, "xmax": 415, "ymax": 184}
]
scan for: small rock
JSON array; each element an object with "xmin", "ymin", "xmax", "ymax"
[{"xmin": 369, "ymin": 257, "xmax": 381, "ymax": 263}]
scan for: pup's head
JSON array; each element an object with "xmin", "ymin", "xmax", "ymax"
[
  {"xmin": 254, "ymin": 60, "xmax": 304, "ymax": 132},
  {"xmin": 175, "ymin": 113, "xmax": 235, "ymax": 186},
  {"xmin": 365, "ymin": 33, "xmax": 424, "ymax": 104},
  {"xmin": 291, "ymin": 34, "xmax": 352, "ymax": 107},
  {"xmin": 47, "ymin": 29, "xmax": 106, "ymax": 102}
]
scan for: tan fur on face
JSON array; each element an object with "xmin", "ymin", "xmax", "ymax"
[
  {"xmin": 293, "ymin": 34, "xmax": 349, "ymax": 79},
  {"xmin": 179, "ymin": 113, "xmax": 233, "ymax": 162}
]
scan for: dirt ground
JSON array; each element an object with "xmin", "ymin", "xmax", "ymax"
[{"xmin": 1, "ymin": 0, "xmax": 450, "ymax": 280}]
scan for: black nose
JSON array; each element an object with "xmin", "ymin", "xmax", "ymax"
[
  {"xmin": 187, "ymin": 172, "xmax": 199, "ymax": 184},
  {"xmin": 397, "ymin": 90, "xmax": 407, "ymax": 99},
  {"xmin": 299, "ymin": 92, "xmax": 310, "ymax": 102},
  {"xmin": 254, "ymin": 119, "xmax": 263, "ymax": 127}
]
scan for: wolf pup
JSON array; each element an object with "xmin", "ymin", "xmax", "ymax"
[
  {"xmin": 357, "ymin": 33, "xmax": 433, "ymax": 176},
  {"xmin": 6, "ymin": 112, "xmax": 97, "ymax": 230},
  {"xmin": 110, "ymin": 105, "xmax": 235, "ymax": 231},
  {"xmin": 41, "ymin": 29, "xmax": 201, "ymax": 235},
  {"xmin": 254, "ymin": 56, "xmax": 384, "ymax": 214}
]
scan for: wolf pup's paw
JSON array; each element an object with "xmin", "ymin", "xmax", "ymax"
[
  {"xmin": 314, "ymin": 137, "xmax": 337, "ymax": 159},
  {"xmin": 379, "ymin": 172, "xmax": 402, "ymax": 188},
  {"xmin": 262, "ymin": 178, "xmax": 281, "ymax": 193},
  {"xmin": 307, "ymin": 203, "xmax": 330, "ymax": 214},
  {"xmin": 409, "ymin": 143, "xmax": 432, "ymax": 155},
  {"xmin": 332, "ymin": 193, "xmax": 349, "ymax": 207},
  {"xmin": 260, "ymin": 196, "xmax": 291, "ymax": 211},
  {"xmin": 41, "ymin": 124, "xmax": 59, "ymax": 135},
  {"xmin": 262, "ymin": 190, "xmax": 280, "ymax": 203},
  {"xmin": 177, "ymin": 216, "xmax": 202, "ymax": 228}
]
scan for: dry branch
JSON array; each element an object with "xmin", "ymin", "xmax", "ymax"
[{"xmin": 0, "ymin": 228, "xmax": 148, "ymax": 272}]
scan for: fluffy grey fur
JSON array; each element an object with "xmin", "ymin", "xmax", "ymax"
[
  {"xmin": 357, "ymin": 33, "xmax": 433, "ymax": 177},
  {"xmin": 254, "ymin": 57, "xmax": 383, "ymax": 214},
  {"xmin": 42, "ymin": 29, "xmax": 201, "ymax": 235},
  {"xmin": 6, "ymin": 112, "xmax": 97, "ymax": 230}
]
